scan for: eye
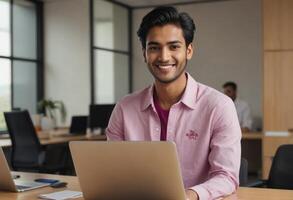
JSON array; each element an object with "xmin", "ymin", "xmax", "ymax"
[
  {"xmin": 148, "ymin": 46, "xmax": 159, "ymax": 51},
  {"xmin": 170, "ymin": 45, "xmax": 180, "ymax": 50}
]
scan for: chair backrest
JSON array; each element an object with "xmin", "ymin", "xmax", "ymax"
[
  {"xmin": 268, "ymin": 144, "xmax": 293, "ymax": 189},
  {"xmin": 4, "ymin": 110, "xmax": 42, "ymax": 169},
  {"xmin": 239, "ymin": 157, "xmax": 248, "ymax": 186},
  {"xmin": 69, "ymin": 116, "xmax": 88, "ymax": 134}
]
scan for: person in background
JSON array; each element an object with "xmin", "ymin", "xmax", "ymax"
[
  {"xmin": 107, "ymin": 6, "xmax": 241, "ymax": 200},
  {"xmin": 223, "ymin": 81, "xmax": 252, "ymax": 132}
]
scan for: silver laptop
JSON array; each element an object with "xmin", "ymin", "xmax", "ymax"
[
  {"xmin": 0, "ymin": 147, "xmax": 50, "ymax": 192},
  {"xmin": 70, "ymin": 141, "xmax": 186, "ymax": 200}
]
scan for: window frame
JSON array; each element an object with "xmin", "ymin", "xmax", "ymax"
[
  {"xmin": 0, "ymin": 0, "xmax": 43, "ymax": 133},
  {"xmin": 90, "ymin": 0, "xmax": 132, "ymax": 104}
]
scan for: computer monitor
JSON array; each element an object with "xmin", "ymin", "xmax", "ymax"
[
  {"xmin": 89, "ymin": 104, "xmax": 115, "ymax": 131},
  {"xmin": 69, "ymin": 116, "xmax": 88, "ymax": 135}
]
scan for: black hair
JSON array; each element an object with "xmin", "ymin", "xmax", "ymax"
[
  {"xmin": 137, "ymin": 6, "xmax": 196, "ymax": 49},
  {"xmin": 223, "ymin": 81, "xmax": 237, "ymax": 91}
]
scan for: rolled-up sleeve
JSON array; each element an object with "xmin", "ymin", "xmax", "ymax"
[{"xmin": 190, "ymin": 99, "xmax": 241, "ymax": 199}]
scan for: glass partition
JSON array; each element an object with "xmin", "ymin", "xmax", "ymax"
[
  {"xmin": 92, "ymin": 0, "xmax": 130, "ymax": 104},
  {"xmin": 0, "ymin": 59, "xmax": 11, "ymax": 131},
  {"xmin": 94, "ymin": 50, "xmax": 129, "ymax": 103}
]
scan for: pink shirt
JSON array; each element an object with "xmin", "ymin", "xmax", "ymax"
[{"xmin": 106, "ymin": 73, "xmax": 241, "ymax": 200}]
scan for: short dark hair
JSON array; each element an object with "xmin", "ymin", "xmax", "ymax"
[
  {"xmin": 137, "ymin": 6, "xmax": 196, "ymax": 49},
  {"xmin": 223, "ymin": 81, "xmax": 237, "ymax": 91}
]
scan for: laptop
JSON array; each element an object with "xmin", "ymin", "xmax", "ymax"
[
  {"xmin": 0, "ymin": 147, "xmax": 50, "ymax": 192},
  {"xmin": 70, "ymin": 141, "xmax": 186, "ymax": 200}
]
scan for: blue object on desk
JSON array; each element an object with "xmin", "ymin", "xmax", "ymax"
[{"xmin": 35, "ymin": 178, "xmax": 59, "ymax": 184}]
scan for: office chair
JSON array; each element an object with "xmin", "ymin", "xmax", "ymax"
[
  {"xmin": 4, "ymin": 110, "xmax": 65, "ymax": 173},
  {"xmin": 69, "ymin": 116, "xmax": 88, "ymax": 135},
  {"xmin": 248, "ymin": 144, "xmax": 293, "ymax": 189},
  {"xmin": 239, "ymin": 158, "xmax": 248, "ymax": 186}
]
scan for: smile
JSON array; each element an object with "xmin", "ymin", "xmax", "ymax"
[{"xmin": 155, "ymin": 64, "xmax": 176, "ymax": 69}]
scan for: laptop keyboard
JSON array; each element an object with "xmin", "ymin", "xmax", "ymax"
[{"xmin": 16, "ymin": 185, "xmax": 31, "ymax": 190}]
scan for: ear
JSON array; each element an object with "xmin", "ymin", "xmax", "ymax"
[
  {"xmin": 143, "ymin": 48, "xmax": 147, "ymax": 63},
  {"xmin": 186, "ymin": 43, "xmax": 194, "ymax": 60}
]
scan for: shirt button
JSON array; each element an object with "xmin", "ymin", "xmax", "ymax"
[{"xmin": 155, "ymin": 127, "xmax": 160, "ymax": 132}]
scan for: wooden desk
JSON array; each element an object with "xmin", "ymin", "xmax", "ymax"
[
  {"xmin": 0, "ymin": 129, "xmax": 107, "ymax": 148},
  {"xmin": 1, "ymin": 172, "xmax": 293, "ymax": 200},
  {"xmin": 242, "ymin": 132, "xmax": 263, "ymax": 139}
]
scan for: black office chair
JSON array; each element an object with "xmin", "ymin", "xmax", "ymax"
[
  {"xmin": 4, "ymin": 110, "xmax": 65, "ymax": 173},
  {"xmin": 239, "ymin": 157, "xmax": 248, "ymax": 186},
  {"xmin": 249, "ymin": 144, "xmax": 293, "ymax": 189},
  {"xmin": 69, "ymin": 116, "xmax": 88, "ymax": 135}
]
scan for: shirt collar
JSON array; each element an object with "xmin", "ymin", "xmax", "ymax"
[
  {"xmin": 180, "ymin": 73, "xmax": 198, "ymax": 109},
  {"xmin": 140, "ymin": 72, "xmax": 198, "ymax": 111},
  {"xmin": 141, "ymin": 85, "xmax": 155, "ymax": 111}
]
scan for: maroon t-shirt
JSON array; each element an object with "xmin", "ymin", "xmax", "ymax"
[{"xmin": 154, "ymin": 97, "xmax": 170, "ymax": 141}]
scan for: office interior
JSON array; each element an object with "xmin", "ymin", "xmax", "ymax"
[{"xmin": 0, "ymin": 0, "xmax": 292, "ymax": 195}]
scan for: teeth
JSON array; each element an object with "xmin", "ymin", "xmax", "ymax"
[{"xmin": 157, "ymin": 64, "xmax": 175, "ymax": 69}]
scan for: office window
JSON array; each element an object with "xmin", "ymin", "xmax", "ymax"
[
  {"xmin": 92, "ymin": 0, "xmax": 131, "ymax": 104},
  {"xmin": 0, "ymin": 0, "xmax": 10, "ymax": 56},
  {"xmin": 13, "ymin": 0, "xmax": 37, "ymax": 59},
  {"xmin": 0, "ymin": 0, "xmax": 42, "ymax": 131},
  {"xmin": 0, "ymin": 59, "xmax": 11, "ymax": 131}
]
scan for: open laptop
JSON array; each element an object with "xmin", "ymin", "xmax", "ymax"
[
  {"xmin": 70, "ymin": 141, "xmax": 186, "ymax": 200},
  {"xmin": 0, "ymin": 147, "xmax": 50, "ymax": 192}
]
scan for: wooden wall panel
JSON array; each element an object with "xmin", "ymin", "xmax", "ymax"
[
  {"xmin": 264, "ymin": 0, "xmax": 293, "ymax": 50},
  {"xmin": 264, "ymin": 52, "xmax": 293, "ymax": 130}
]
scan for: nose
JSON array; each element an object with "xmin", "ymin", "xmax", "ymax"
[{"xmin": 158, "ymin": 47, "xmax": 170, "ymax": 62}]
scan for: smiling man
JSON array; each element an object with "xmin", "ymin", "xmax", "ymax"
[{"xmin": 106, "ymin": 6, "xmax": 241, "ymax": 200}]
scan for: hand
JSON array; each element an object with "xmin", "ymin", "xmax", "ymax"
[{"xmin": 185, "ymin": 189, "xmax": 199, "ymax": 200}]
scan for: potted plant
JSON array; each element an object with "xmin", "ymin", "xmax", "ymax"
[{"xmin": 37, "ymin": 99, "xmax": 66, "ymax": 130}]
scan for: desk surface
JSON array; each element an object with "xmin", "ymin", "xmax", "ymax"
[
  {"xmin": 242, "ymin": 132, "xmax": 263, "ymax": 139},
  {"xmin": 1, "ymin": 172, "xmax": 293, "ymax": 200},
  {"xmin": 0, "ymin": 128, "xmax": 107, "ymax": 147},
  {"xmin": 0, "ymin": 131, "xmax": 261, "ymax": 147}
]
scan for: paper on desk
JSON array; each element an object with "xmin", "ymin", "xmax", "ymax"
[
  {"xmin": 265, "ymin": 131, "xmax": 289, "ymax": 137},
  {"xmin": 39, "ymin": 190, "xmax": 82, "ymax": 200}
]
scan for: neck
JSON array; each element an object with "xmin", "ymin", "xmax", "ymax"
[{"xmin": 154, "ymin": 73, "xmax": 187, "ymax": 110}]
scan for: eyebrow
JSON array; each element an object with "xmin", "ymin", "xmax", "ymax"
[{"xmin": 147, "ymin": 40, "xmax": 183, "ymax": 46}]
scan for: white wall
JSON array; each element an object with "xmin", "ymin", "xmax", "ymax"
[
  {"xmin": 132, "ymin": 0, "xmax": 262, "ymax": 130},
  {"xmin": 44, "ymin": 0, "xmax": 90, "ymax": 126}
]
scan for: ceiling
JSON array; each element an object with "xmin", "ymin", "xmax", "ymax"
[{"xmin": 113, "ymin": 0, "xmax": 226, "ymax": 8}]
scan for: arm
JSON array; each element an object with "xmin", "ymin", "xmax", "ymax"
[
  {"xmin": 106, "ymin": 103, "xmax": 125, "ymax": 141},
  {"xmin": 190, "ymin": 100, "xmax": 241, "ymax": 200}
]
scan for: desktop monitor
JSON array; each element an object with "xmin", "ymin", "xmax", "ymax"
[
  {"xmin": 89, "ymin": 104, "xmax": 115, "ymax": 131},
  {"xmin": 69, "ymin": 116, "xmax": 88, "ymax": 135}
]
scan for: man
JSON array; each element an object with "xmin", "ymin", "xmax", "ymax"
[
  {"xmin": 223, "ymin": 81, "xmax": 252, "ymax": 132},
  {"xmin": 106, "ymin": 6, "xmax": 241, "ymax": 200}
]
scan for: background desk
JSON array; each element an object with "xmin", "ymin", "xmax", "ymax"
[
  {"xmin": 1, "ymin": 172, "xmax": 293, "ymax": 200},
  {"xmin": 0, "ymin": 129, "xmax": 107, "ymax": 172},
  {"xmin": 0, "ymin": 129, "xmax": 107, "ymax": 148}
]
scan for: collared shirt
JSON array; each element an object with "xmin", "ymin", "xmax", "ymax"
[
  {"xmin": 234, "ymin": 98, "xmax": 252, "ymax": 130},
  {"xmin": 106, "ymin": 73, "xmax": 241, "ymax": 200}
]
